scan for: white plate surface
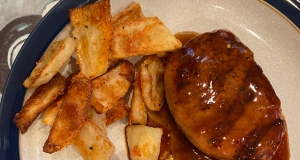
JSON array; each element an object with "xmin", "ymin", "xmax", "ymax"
[{"xmin": 19, "ymin": 0, "xmax": 300, "ymax": 159}]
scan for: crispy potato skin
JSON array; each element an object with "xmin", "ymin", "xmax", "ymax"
[
  {"xmin": 43, "ymin": 73, "xmax": 92, "ymax": 153},
  {"xmin": 14, "ymin": 73, "xmax": 66, "ymax": 134},
  {"xmin": 106, "ymin": 98, "xmax": 130, "ymax": 125}
]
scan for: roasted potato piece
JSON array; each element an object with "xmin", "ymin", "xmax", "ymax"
[
  {"xmin": 112, "ymin": 2, "xmax": 144, "ymax": 28},
  {"xmin": 43, "ymin": 73, "xmax": 92, "ymax": 153},
  {"xmin": 130, "ymin": 68, "xmax": 147, "ymax": 125},
  {"xmin": 73, "ymin": 119, "xmax": 115, "ymax": 160},
  {"xmin": 140, "ymin": 55, "xmax": 164, "ymax": 111},
  {"xmin": 69, "ymin": 0, "xmax": 113, "ymax": 79},
  {"xmin": 106, "ymin": 98, "xmax": 130, "ymax": 125},
  {"xmin": 111, "ymin": 16, "xmax": 182, "ymax": 59},
  {"xmin": 23, "ymin": 37, "xmax": 75, "ymax": 88},
  {"xmin": 126, "ymin": 125, "xmax": 163, "ymax": 160},
  {"xmin": 92, "ymin": 60, "xmax": 134, "ymax": 113},
  {"xmin": 14, "ymin": 73, "xmax": 66, "ymax": 134},
  {"xmin": 42, "ymin": 96, "xmax": 63, "ymax": 126},
  {"xmin": 42, "ymin": 71, "xmax": 77, "ymax": 126},
  {"xmin": 87, "ymin": 108, "xmax": 107, "ymax": 133}
]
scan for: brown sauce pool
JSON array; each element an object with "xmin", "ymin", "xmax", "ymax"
[{"xmin": 147, "ymin": 31, "xmax": 290, "ymax": 160}]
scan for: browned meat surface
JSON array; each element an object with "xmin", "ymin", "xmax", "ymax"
[{"xmin": 164, "ymin": 30, "xmax": 286, "ymax": 159}]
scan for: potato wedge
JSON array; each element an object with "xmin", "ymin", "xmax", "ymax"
[
  {"xmin": 14, "ymin": 73, "xmax": 66, "ymax": 134},
  {"xmin": 111, "ymin": 16, "xmax": 182, "ymax": 59},
  {"xmin": 42, "ymin": 71, "xmax": 78, "ymax": 126},
  {"xmin": 73, "ymin": 119, "xmax": 115, "ymax": 160},
  {"xmin": 23, "ymin": 37, "xmax": 75, "ymax": 88},
  {"xmin": 112, "ymin": 2, "xmax": 144, "ymax": 28},
  {"xmin": 126, "ymin": 125, "xmax": 163, "ymax": 160},
  {"xmin": 43, "ymin": 72, "xmax": 92, "ymax": 153},
  {"xmin": 91, "ymin": 60, "xmax": 134, "ymax": 113},
  {"xmin": 140, "ymin": 55, "xmax": 164, "ymax": 111},
  {"xmin": 106, "ymin": 98, "xmax": 130, "ymax": 125},
  {"xmin": 130, "ymin": 68, "xmax": 147, "ymax": 125},
  {"xmin": 69, "ymin": 0, "xmax": 113, "ymax": 79}
]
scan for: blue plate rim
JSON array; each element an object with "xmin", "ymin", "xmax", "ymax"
[
  {"xmin": 0, "ymin": 0, "xmax": 299, "ymax": 160},
  {"xmin": 263, "ymin": 0, "xmax": 300, "ymax": 31}
]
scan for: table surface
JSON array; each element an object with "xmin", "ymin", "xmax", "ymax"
[{"xmin": 0, "ymin": 0, "xmax": 59, "ymax": 102}]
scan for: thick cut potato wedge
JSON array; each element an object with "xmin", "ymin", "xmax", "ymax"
[
  {"xmin": 106, "ymin": 98, "xmax": 130, "ymax": 125},
  {"xmin": 91, "ymin": 60, "xmax": 134, "ymax": 113},
  {"xmin": 42, "ymin": 71, "xmax": 78, "ymax": 126},
  {"xmin": 140, "ymin": 55, "xmax": 164, "ymax": 111},
  {"xmin": 14, "ymin": 73, "xmax": 66, "ymax": 134},
  {"xmin": 130, "ymin": 68, "xmax": 147, "ymax": 125},
  {"xmin": 112, "ymin": 2, "xmax": 144, "ymax": 28},
  {"xmin": 126, "ymin": 125, "xmax": 163, "ymax": 160},
  {"xmin": 23, "ymin": 37, "xmax": 76, "ymax": 88},
  {"xmin": 43, "ymin": 73, "xmax": 92, "ymax": 153},
  {"xmin": 69, "ymin": 0, "xmax": 113, "ymax": 79},
  {"xmin": 73, "ymin": 119, "xmax": 115, "ymax": 160},
  {"xmin": 111, "ymin": 16, "xmax": 182, "ymax": 59}
]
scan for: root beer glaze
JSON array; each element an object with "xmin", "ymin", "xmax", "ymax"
[{"xmin": 163, "ymin": 30, "xmax": 289, "ymax": 159}]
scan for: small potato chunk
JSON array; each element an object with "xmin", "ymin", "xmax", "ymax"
[
  {"xmin": 126, "ymin": 125, "xmax": 163, "ymax": 160},
  {"xmin": 130, "ymin": 68, "xmax": 147, "ymax": 125},
  {"xmin": 111, "ymin": 17, "xmax": 182, "ymax": 59},
  {"xmin": 69, "ymin": 0, "xmax": 113, "ymax": 79},
  {"xmin": 14, "ymin": 73, "xmax": 66, "ymax": 133},
  {"xmin": 23, "ymin": 37, "xmax": 76, "ymax": 88},
  {"xmin": 106, "ymin": 98, "xmax": 130, "ymax": 125},
  {"xmin": 140, "ymin": 55, "xmax": 164, "ymax": 111},
  {"xmin": 112, "ymin": 2, "xmax": 144, "ymax": 28},
  {"xmin": 73, "ymin": 119, "xmax": 115, "ymax": 160},
  {"xmin": 91, "ymin": 60, "xmax": 134, "ymax": 113}
]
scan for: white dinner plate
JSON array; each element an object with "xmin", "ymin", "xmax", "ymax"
[{"xmin": 5, "ymin": 0, "xmax": 300, "ymax": 159}]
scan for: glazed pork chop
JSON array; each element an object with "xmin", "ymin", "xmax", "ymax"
[{"xmin": 164, "ymin": 30, "xmax": 286, "ymax": 159}]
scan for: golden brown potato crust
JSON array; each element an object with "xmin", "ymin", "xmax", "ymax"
[
  {"xmin": 14, "ymin": 73, "xmax": 66, "ymax": 134},
  {"xmin": 106, "ymin": 98, "xmax": 130, "ymax": 125},
  {"xmin": 43, "ymin": 73, "xmax": 92, "ymax": 153}
]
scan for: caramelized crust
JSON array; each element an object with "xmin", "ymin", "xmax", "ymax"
[
  {"xmin": 164, "ymin": 30, "xmax": 286, "ymax": 159},
  {"xmin": 43, "ymin": 73, "xmax": 92, "ymax": 153},
  {"xmin": 14, "ymin": 73, "xmax": 66, "ymax": 134}
]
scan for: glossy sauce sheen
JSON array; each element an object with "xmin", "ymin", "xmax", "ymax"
[
  {"xmin": 163, "ymin": 30, "xmax": 289, "ymax": 159},
  {"xmin": 148, "ymin": 103, "xmax": 289, "ymax": 160},
  {"xmin": 148, "ymin": 103, "xmax": 216, "ymax": 160}
]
